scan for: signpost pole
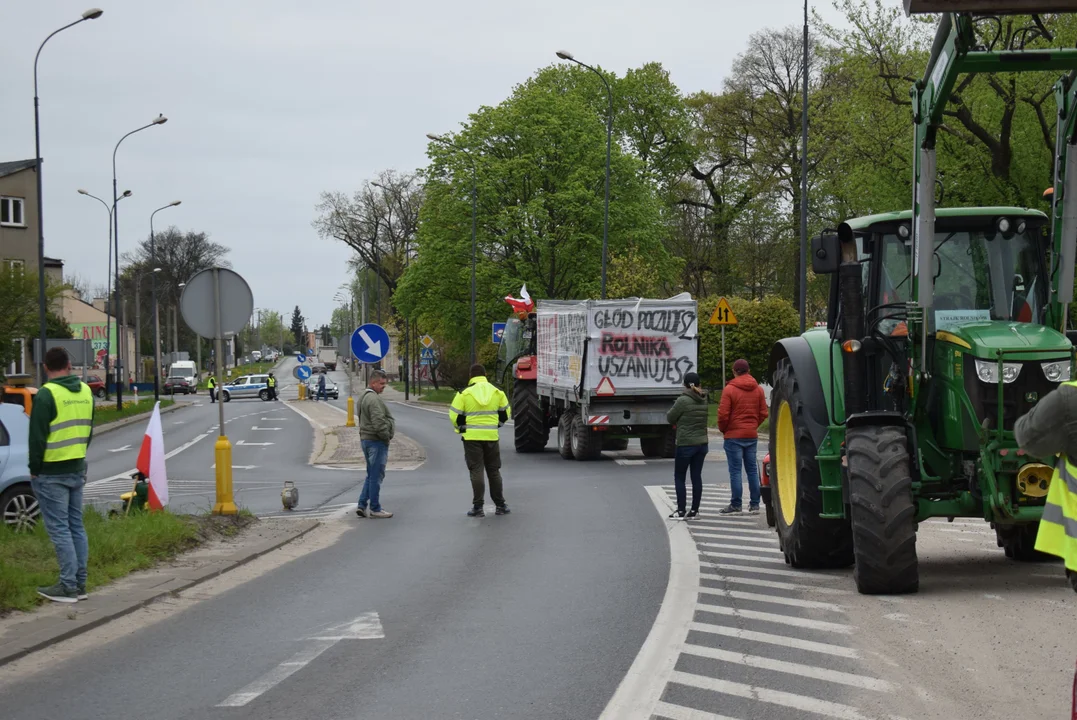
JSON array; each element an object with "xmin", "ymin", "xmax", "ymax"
[
  {"xmin": 721, "ymin": 325, "xmax": 726, "ymax": 386},
  {"xmin": 211, "ymin": 269, "xmax": 237, "ymax": 515}
]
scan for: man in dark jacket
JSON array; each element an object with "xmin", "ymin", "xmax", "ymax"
[
  {"xmin": 667, "ymin": 371, "xmax": 709, "ymax": 518},
  {"xmin": 29, "ymin": 348, "xmax": 95, "ymax": 603},
  {"xmin": 717, "ymin": 358, "xmax": 768, "ymax": 514}
]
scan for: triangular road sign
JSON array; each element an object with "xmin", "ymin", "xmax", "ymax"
[
  {"xmin": 709, "ymin": 297, "xmax": 738, "ymax": 326},
  {"xmin": 595, "ymin": 377, "xmax": 616, "ymax": 396}
]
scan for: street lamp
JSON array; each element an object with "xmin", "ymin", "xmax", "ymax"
[
  {"xmin": 555, "ymin": 49, "xmax": 612, "ymax": 299},
  {"xmin": 132, "ymin": 266, "xmax": 161, "ymax": 387},
  {"xmin": 33, "ymin": 8, "xmax": 104, "ymax": 384},
  {"xmin": 78, "ymin": 187, "xmax": 130, "ymax": 398},
  {"xmin": 150, "ymin": 200, "xmax": 180, "ymax": 401},
  {"xmin": 112, "ymin": 113, "xmax": 167, "ymax": 410},
  {"xmin": 426, "ymin": 133, "xmax": 478, "ymax": 363}
]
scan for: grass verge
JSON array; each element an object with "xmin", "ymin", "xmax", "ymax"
[
  {"xmin": 94, "ymin": 398, "xmax": 175, "ymax": 427},
  {"xmin": 389, "ymin": 382, "xmax": 456, "ymax": 404}
]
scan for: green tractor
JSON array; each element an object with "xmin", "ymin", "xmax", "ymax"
[{"xmin": 766, "ymin": 3, "xmax": 1077, "ymax": 594}]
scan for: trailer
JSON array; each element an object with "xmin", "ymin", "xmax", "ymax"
[{"xmin": 497, "ymin": 295, "xmax": 699, "ymax": 460}]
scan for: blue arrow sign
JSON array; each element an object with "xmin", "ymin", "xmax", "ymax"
[
  {"xmin": 296, "ymin": 365, "xmax": 312, "ymax": 380},
  {"xmin": 296, "ymin": 354, "xmax": 307, "ymax": 364},
  {"xmin": 351, "ymin": 323, "xmax": 390, "ymax": 364},
  {"xmin": 307, "ymin": 347, "xmax": 314, "ymax": 355},
  {"xmin": 492, "ymin": 322, "xmax": 506, "ymax": 344}
]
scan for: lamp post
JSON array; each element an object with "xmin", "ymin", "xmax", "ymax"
[
  {"xmin": 78, "ymin": 188, "xmax": 130, "ymax": 398},
  {"xmin": 113, "ymin": 114, "xmax": 167, "ymax": 410},
  {"xmin": 425, "ymin": 135, "xmax": 478, "ymax": 363},
  {"xmin": 556, "ymin": 50, "xmax": 612, "ymax": 299},
  {"xmin": 799, "ymin": 0, "xmax": 810, "ymax": 333},
  {"xmin": 133, "ymin": 267, "xmax": 161, "ymax": 384},
  {"xmin": 150, "ymin": 200, "xmax": 180, "ymax": 401},
  {"xmin": 33, "ymin": 9, "xmax": 104, "ymax": 384}
]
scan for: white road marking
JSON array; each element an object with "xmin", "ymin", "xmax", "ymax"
[
  {"xmin": 699, "ymin": 550, "xmax": 789, "ymax": 566},
  {"xmin": 699, "ymin": 569, "xmax": 849, "ymax": 595},
  {"xmin": 689, "ymin": 621, "xmax": 859, "ymax": 658},
  {"xmin": 697, "ymin": 602, "xmax": 856, "ymax": 633},
  {"xmin": 690, "ymin": 531, "xmax": 775, "ymax": 545},
  {"xmin": 173, "ymin": 421, "xmax": 186, "ymax": 425},
  {"xmin": 616, "ymin": 459, "xmax": 647, "ymax": 466},
  {"xmin": 235, "ymin": 440, "xmax": 274, "ymax": 447},
  {"xmin": 698, "ymin": 586, "xmax": 846, "ymax": 613},
  {"xmin": 681, "ymin": 643, "xmax": 893, "ymax": 692},
  {"xmin": 251, "ymin": 426, "xmax": 282, "ymax": 431},
  {"xmin": 696, "ymin": 541, "xmax": 784, "ymax": 555},
  {"xmin": 210, "ymin": 464, "xmax": 258, "ymax": 470},
  {"xmin": 700, "ymin": 560, "xmax": 843, "ymax": 582},
  {"xmin": 651, "ymin": 702, "xmax": 740, "ymax": 720},
  {"xmin": 261, "ymin": 417, "xmax": 288, "ymax": 421},
  {"xmin": 217, "ymin": 612, "xmax": 384, "ymax": 707},
  {"xmin": 107, "ymin": 444, "xmax": 132, "ymax": 453},
  {"xmin": 688, "ymin": 521, "xmax": 773, "ymax": 535}
]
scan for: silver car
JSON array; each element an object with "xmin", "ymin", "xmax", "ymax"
[
  {"xmin": 220, "ymin": 374, "xmax": 271, "ymax": 402},
  {"xmin": 0, "ymin": 403, "xmax": 38, "ymax": 531},
  {"xmin": 305, "ymin": 375, "xmax": 339, "ymax": 399}
]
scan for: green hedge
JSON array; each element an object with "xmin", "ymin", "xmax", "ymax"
[{"xmin": 698, "ymin": 296, "xmax": 799, "ymax": 389}]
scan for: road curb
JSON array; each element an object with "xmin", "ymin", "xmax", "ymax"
[
  {"xmin": 93, "ymin": 400, "xmax": 191, "ymax": 438},
  {"xmin": 0, "ymin": 519, "xmax": 320, "ymax": 667}
]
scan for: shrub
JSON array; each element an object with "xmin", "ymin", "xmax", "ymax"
[{"xmin": 698, "ymin": 296, "xmax": 800, "ymax": 389}]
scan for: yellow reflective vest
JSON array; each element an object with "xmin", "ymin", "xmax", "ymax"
[
  {"xmin": 42, "ymin": 381, "xmax": 94, "ymax": 463},
  {"xmin": 207, "ymin": 377, "xmax": 216, "ymax": 389},
  {"xmin": 1036, "ymin": 379, "xmax": 1077, "ymax": 572},
  {"xmin": 449, "ymin": 377, "xmax": 510, "ymax": 441}
]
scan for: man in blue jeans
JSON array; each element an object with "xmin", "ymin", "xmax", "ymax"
[
  {"xmin": 356, "ymin": 370, "xmax": 394, "ymax": 518},
  {"xmin": 717, "ymin": 358, "xmax": 769, "ymax": 514},
  {"xmin": 29, "ymin": 348, "xmax": 95, "ymax": 602}
]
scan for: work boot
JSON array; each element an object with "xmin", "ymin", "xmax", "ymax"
[
  {"xmin": 718, "ymin": 505, "xmax": 742, "ymax": 515},
  {"xmin": 467, "ymin": 505, "xmax": 485, "ymax": 518},
  {"xmin": 369, "ymin": 509, "xmax": 393, "ymax": 518},
  {"xmin": 495, "ymin": 504, "xmax": 511, "ymax": 515},
  {"xmin": 37, "ymin": 583, "xmax": 78, "ymax": 604}
]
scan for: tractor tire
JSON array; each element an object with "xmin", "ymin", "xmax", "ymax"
[
  {"xmin": 847, "ymin": 424, "xmax": 919, "ymax": 594},
  {"xmin": 513, "ymin": 380, "xmax": 548, "ymax": 453},
  {"xmin": 557, "ymin": 413, "xmax": 574, "ymax": 459},
  {"xmin": 640, "ymin": 433, "xmax": 664, "ymax": 458},
  {"xmin": 603, "ymin": 436, "xmax": 629, "ymax": 452},
  {"xmin": 996, "ymin": 523, "xmax": 1058, "ymax": 562},
  {"xmin": 770, "ymin": 359, "xmax": 854, "ymax": 569},
  {"xmin": 570, "ymin": 414, "xmax": 602, "ymax": 461}
]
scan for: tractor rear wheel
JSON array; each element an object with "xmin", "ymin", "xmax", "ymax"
[
  {"xmin": 513, "ymin": 380, "xmax": 549, "ymax": 453},
  {"xmin": 996, "ymin": 523, "xmax": 1057, "ymax": 562},
  {"xmin": 770, "ymin": 360, "xmax": 853, "ymax": 568},
  {"xmin": 570, "ymin": 414, "xmax": 602, "ymax": 461},
  {"xmin": 847, "ymin": 424, "xmax": 919, "ymax": 594},
  {"xmin": 557, "ymin": 413, "xmax": 574, "ymax": 459}
]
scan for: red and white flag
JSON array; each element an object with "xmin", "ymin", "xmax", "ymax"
[{"xmin": 136, "ymin": 402, "xmax": 168, "ymax": 510}]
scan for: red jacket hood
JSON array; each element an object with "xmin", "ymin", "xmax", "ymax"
[{"xmin": 728, "ymin": 374, "xmax": 758, "ymax": 392}]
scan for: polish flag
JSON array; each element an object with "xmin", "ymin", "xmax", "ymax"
[
  {"xmin": 135, "ymin": 402, "xmax": 168, "ymax": 510},
  {"xmin": 504, "ymin": 283, "xmax": 535, "ymax": 314}
]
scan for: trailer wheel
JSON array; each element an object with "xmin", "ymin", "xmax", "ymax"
[
  {"xmin": 847, "ymin": 424, "xmax": 919, "ymax": 594},
  {"xmin": 557, "ymin": 413, "xmax": 574, "ymax": 459},
  {"xmin": 996, "ymin": 523, "xmax": 1058, "ymax": 562},
  {"xmin": 640, "ymin": 433, "xmax": 664, "ymax": 458},
  {"xmin": 570, "ymin": 415, "xmax": 602, "ymax": 461},
  {"xmin": 513, "ymin": 379, "xmax": 549, "ymax": 453},
  {"xmin": 770, "ymin": 359, "xmax": 853, "ymax": 569}
]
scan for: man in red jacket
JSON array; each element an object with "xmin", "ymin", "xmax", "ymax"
[{"xmin": 717, "ymin": 358, "xmax": 769, "ymax": 514}]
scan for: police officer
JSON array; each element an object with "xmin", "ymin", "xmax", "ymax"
[
  {"xmin": 29, "ymin": 348, "xmax": 95, "ymax": 603},
  {"xmin": 267, "ymin": 372, "xmax": 277, "ymax": 401},
  {"xmin": 1014, "ymin": 380, "xmax": 1077, "ymax": 593},
  {"xmin": 207, "ymin": 374, "xmax": 217, "ymax": 403},
  {"xmin": 448, "ymin": 364, "xmax": 511, "ymax": 517}
]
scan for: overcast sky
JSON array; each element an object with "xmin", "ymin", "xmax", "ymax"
[{"xmin": 2, "ymin": 0, "xmax": 846, "ymax": 332}]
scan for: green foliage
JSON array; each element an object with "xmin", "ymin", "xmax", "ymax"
[
  {"xmin": 94, "ymin": 398, "xmax": 175, "ymax": 426},
  {"xmin": 290, "ymin": 306, "xmax": 305, "ymax": 347},
  {"xmin": 698, "ymin": 296, "xmax": 800, "ymax": 388}
]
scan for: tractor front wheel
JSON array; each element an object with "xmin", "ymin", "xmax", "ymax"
[
  {"xmin": 770, "ymin": 360, "xmax": 853, "ymax": 568},
  {"xmin": 847, "ymin": 424, "xmax": 919, "ymax": 594},
  {"xmin": 513, "ymin": 380, "xmax": 549, "ymax": 453}
]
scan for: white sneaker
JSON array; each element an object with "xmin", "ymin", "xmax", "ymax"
[{"xmin": 369, "ymin": 509, "xmax": 393, "ymax": 518}]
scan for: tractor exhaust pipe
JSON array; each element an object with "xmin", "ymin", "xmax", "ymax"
[{"xmin": 839, "ymin": 227, "xmax": 867, "ymax": 416}]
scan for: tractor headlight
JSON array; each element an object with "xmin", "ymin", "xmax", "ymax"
[
  {"xmin": 1040, "ymin": 360, "xmax": 1072, "ymax": 383},
  {"xmin": 975, "ymin": 359, "xmax": 1022, "ymax": 384}
]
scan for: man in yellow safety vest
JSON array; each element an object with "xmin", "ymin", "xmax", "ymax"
[
  {"xmin": 207, "ymin": 375, "xmax": 217, "ymax": 403},
  {"xmin": 29, "ymin": 348, "xmax": 95, "ymax": 603},
  {"xmin": 1015, "ymin": 379, "xmax": 1077, "ymax": 593},
  {"xmin": 449, "ymin": 364, "xmax": 511, "ymax": 517}
]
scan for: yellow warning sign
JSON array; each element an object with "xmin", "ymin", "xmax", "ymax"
[{"xmin": 709, "ymin": 297, "xmax": 738, "ymax": 326}]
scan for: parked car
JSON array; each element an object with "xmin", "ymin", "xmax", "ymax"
[
  {"xmin": 164, "ymin": 376, "xmax": 195, "ymax": 395},
  {"xmin": 305, "ymin": 375, "xmax": 339, "ymax": 399},
  {"xmin": 86, "ymin": 375, "xmax": 106, "ymax": 399},
  {"xmin": 219, "ymin": 374, "xmax": 271, "ymax": 402},
  {"xmin": 0, "ymin": 403, "xmax": 37, "ymax": 531},
  {"xmin": 760, "ymin": 452, "xmax": 775, "ymax": 527}
]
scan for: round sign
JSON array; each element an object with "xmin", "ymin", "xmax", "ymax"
[
  {"xmin": 292, "ymin": 365, "xmax": 304, "ymax": 380},
  {"xmin": 351, "ymin": 324, "xmax": 390, "ymax": 364},
  {"xmin": 180, "ymin": 268, "xmax": 254, "ymax": 340},
  {"xmin": 296, "ymin": 365, "xmax": 312, "ymax": 381},
  {"xmin": 296, "ymin": 354, "xmax": 307, "ymax": 364},
  {"xmin": 307, "ymin": 347, "xmax": 314, "ymax": 355}
]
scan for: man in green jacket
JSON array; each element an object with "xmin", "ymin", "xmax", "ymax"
[
  {"xmin": 449, "ymin": 364, "xmax": 511, "ymax": 517},
  {"xmin": 357, "ymin": 369, "xmax": 394, "ymax": 518},
  {"xmin": 666, "ymin": 371, "xmax": 709, "ymax": 519},
  {"xmin": 29, "ymin": 348, "xmax": 95, "ymax": 602}
]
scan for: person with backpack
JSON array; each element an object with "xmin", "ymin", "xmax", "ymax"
[{"xmin": 717, "ymin": 359, "xmax": 769, "ymax": 515}]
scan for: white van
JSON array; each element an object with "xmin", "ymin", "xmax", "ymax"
[{"xmin": 168, "ymin": 360, "xmax": 199, "ymax": 392}]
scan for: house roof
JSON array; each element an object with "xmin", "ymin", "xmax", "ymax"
[
  {"xmin": 44, "ymin": 257, "xmax": 63, "ymax": 267},
  {"xmin": 0, "ymin": 159, "xmax": 38, "ymax": 179}
]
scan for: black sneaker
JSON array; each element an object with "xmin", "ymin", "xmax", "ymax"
[
  {"xmin": 686, "ymin": 509, "xmax": 699, "ymax": 519},
  {"xmin": 356, "ymin": 505, "xmax": 369, "ymax": 518},
  {"xmin": 718, "ymin": 505, "xmax": 742, "ymax": 515},
  {"xmin": 495, "ymin": 505, "xmax": 511, "ymax": 515},
  {"xmin": 748, "ymin": 505, "xmax": 760, "ymax": 515},
  {"xmin": 77, "ymin": 584, "xmax": 88, "ymax": 601},
  {"xmin": 37, "ymin": 583, "xmax": 78, "ymax": 604},
  {"xmin": 669, "ymin": 509, "xmax": 686, "ymax": 520},
  {"xmin": 467, "ymin": 506, "xmax": 485, "ymax": 517}
]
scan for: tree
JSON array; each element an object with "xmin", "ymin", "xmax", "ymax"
[
  {"xmin": 697, "ymin": 296, "xmax": 800, "ymax": 389},
  {"xmin": 290, "ymin": 306, "xmax": 305, "ymax": 347},
  {"xmin": 66, "ymin": 273, "xmax": 92, "ymax": 302},
  {"xmin": 0, "ymin": 272, "xmax": 65, "ymax": 372}
]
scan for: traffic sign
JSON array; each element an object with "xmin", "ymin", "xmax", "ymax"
[
  {"xmin": 297, "ymin": 354, "xmax": 307, "ymax": 364},
  {"xmin": 709, "ymin": 297, "xmax": 738, "ymax": 325},
  {"xmin": 307, "ymin": 347, "xmax": 314, "ymax": 355},
  {"xmin": 180, "ymin": 268, "xmax": 254, "ymax": 339},
  {"xmin": 352, "ymin": 323, "xmax": 390, "ymax": 364},
  {"xmin": 419, "ymin": 347, "xmax": 435, "ymax": 366},
  {"xmin": 296, "ymin": 365, "xmax": 312, "ymax": 381},
  {"xmin": 492, "ymin": 323, "xmax": 506, "ymax": 344},
  {"xmin": 595, "ymin": 377, "xmax": 616, "ymax": 396},
  {"xmin": 420, "ymin": 334, "xmax": 434, "ymax": 349}
]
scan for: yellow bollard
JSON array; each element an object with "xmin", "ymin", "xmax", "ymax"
[
  {"xmin": 346, "ymin": 395, "xmax": 356, "ymax": 427},
  {"xmin": 212, "ymin": 435, "xmax": 238, "ymax": 515},
  {"xmin": 298, "ymin": 383, "xmax": 306, "ymax": 400}
]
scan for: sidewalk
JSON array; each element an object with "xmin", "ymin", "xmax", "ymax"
[
  {"xmin": 286, "ymin": 397, "xmax": 425, "ymax": 471},
  {"xmin": 0, "ymin": 518, "xmax": 318, "ymax": 667}
]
